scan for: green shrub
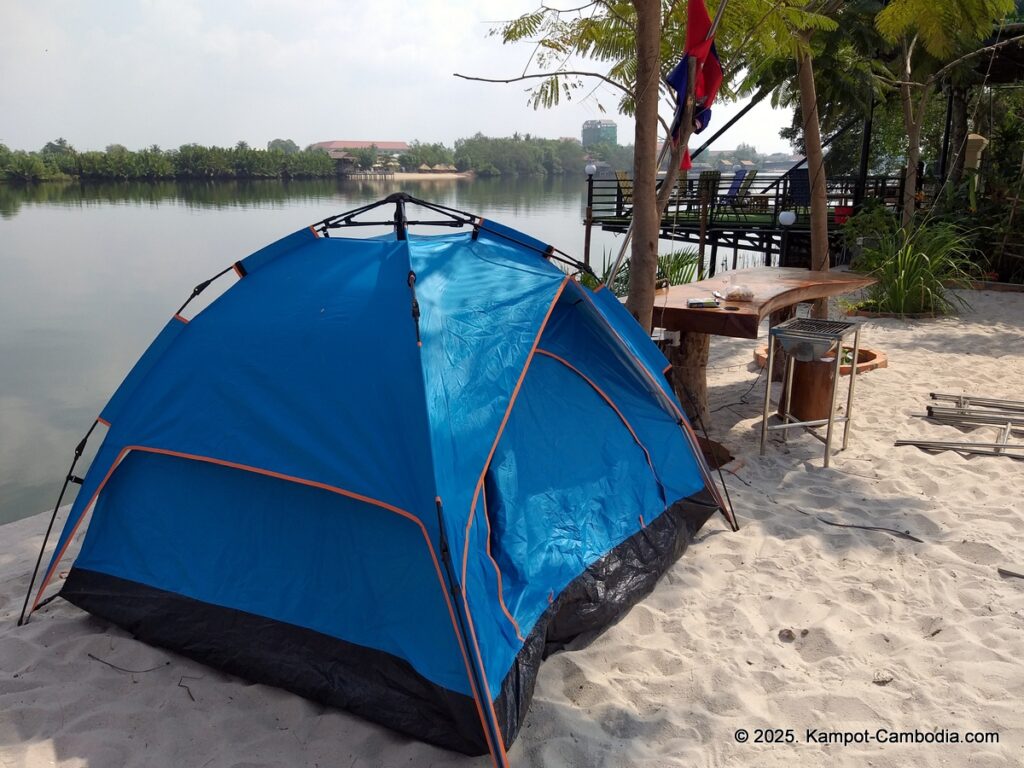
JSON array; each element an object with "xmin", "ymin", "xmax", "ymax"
[
  {"xmin": 856, "ymin": 221, "xmax": 982, "ymax": 316},
  {"xmin": 842, "ymin": 198, "xmax": 899, "ymax": 252}
]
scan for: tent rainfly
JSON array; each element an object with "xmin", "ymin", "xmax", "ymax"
[{"xmin": 20, "ymin": 194, "xmax": 736, "ymax": 768}]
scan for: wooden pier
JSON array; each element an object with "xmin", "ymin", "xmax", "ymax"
[{"xmin": 342, "ymin": 170, "xmax": 396, "ymax": 180}]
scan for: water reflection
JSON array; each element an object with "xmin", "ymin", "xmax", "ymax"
[
  {"xmin": 0, "ymin": 177, "xmax": 624, "ymax": 523},
  {"xmin": 0, "ymin": 175, "xmax": 593, "ymax": 218}
]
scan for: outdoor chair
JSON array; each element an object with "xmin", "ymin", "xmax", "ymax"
[
  {"xmin": 783, "ymin": 168, "xmax": 812, "ymax": 214},
  {"xmin": 718, "ymin": 170, "xmax": 747, "ymax": 205},
  {"xmin": 682, "ymin": 170, "xmax": 721, "ymax": 219},
  {"xmin": 614, "ymin": 170, "xmax": 633, "ymax": 217},
  {"xmin": 722, "ymin": 169, "xmax": 762, "ymax": 221}
]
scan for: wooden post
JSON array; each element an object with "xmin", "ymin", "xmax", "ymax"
[{"xmin": 697, "ymin": 190, "xmax": 709, "ymax": 280}]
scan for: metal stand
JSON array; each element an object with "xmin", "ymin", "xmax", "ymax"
[
  {"xmin": 895, "ymin": 392, "xmax": 1024, "ymax": 459},
  {"xmin": 760, "ymin": 318, "xmax": 861, "ymax": 467}
]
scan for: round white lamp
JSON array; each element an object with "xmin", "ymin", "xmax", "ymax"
[
  {"xmin": 585, "ymin": 162, "xmax": 597, "ymax": 177},
  {"xmin": 778, "ymin": 210, "xmax": 797, "ymax": 227}
]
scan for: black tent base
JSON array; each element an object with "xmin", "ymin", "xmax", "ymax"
[{"xmin": 60, "ymin": 492, "xmax": 718, "ymax": 756}]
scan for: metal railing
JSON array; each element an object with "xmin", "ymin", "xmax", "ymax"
[
  {"xmin": 588, "ymin": 171, "xmax": 923, "ymax": 231},
  {"xmin": 583, "ymin": 170, "xmax": 938, "ymax": 277}
]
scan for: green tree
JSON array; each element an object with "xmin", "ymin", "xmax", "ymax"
[
  {"xmin": 452, "ymin": 134, "xmax": 574, "ymax": 175},
  {"xmin": 398, "ymin": 141, "xmax": 455, "ymax": 170},
  {"xmin": 351, "ymin": 145, "xmax": 378, "ymax": 170},
  {"xmin": 586, "ymin": 141, "xmax": 634, "ymax": 171},
  {"xmin": 284, "ymin": 147, "xmax": 335, "ymax": 177},
  {"xmin": 875, "ymin": 0, "xmax": 1016, "ymax": 224},
  {"xmin": 102, "ymin": 144, "xmax": 137, "ymax": 179},
  {"xmin": 137, "ymin": 145, "xmax": 175, "ymax": 179},
  {"xmin": 267, "ymin": 138, "xmax": 300, "ymax": 154},
  {"xmin": 485, "ymin": 0, "xmax": 848, "ymax": 327},
  {"xmin": 732, "ymin": 142, "xmax": 762, "ymax": 163},
  {"xmin": 40, "ymin": 137, "xmax": 78, "ymax": 176},
  {"xmin": 6, "ymin": 151, "xmax": 53, "ymax": 182},
  {"xmin": 728, "ymin": 1, "xmax": 850, "ymax": 311}
]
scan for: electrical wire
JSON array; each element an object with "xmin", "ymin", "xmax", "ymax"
[{"xmin": 710, "ymin": 362, "xmax": 766, "ymax": 414}]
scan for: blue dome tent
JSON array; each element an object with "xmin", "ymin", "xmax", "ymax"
[{"xmin": 20, "ymin": 194, "xmax": 736, "ymax": 766}]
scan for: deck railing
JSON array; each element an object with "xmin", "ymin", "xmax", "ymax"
[
  {"xmin": 584, "ymin": 171, "xmax": 933, "ymax": 276},
  {"xmin": 589, "ymin": 171, "xmax": 926, "ymax": 231}
]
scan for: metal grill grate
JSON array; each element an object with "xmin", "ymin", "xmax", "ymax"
[
  {"xmin": 773, "ymin": 318, "xmax": 856, "ymax": 339},
  {"xmin": 770, "ymin": 318, "xmax": 857, "ymax": 362}
]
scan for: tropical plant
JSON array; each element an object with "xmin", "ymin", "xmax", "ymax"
[
  {"xmin": 854, "ymin": 220, "xmax": 982, "ymax": 315},
  {"xmin": 875, "ymin": 0, "xmax": 1017, "ymax": 225},
  {"xmin": 841, "ymin": 198, "xmax": 899, "ymax": 251},
  {"xmin": 583, "ymin": 247, "xmax": 700, "ymax": 295}
]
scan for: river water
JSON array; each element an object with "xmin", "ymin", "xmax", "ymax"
[{"xmin": 0, "ymin": 175, "xmax": 635, "ymax": 524}]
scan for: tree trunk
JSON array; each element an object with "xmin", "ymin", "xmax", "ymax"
[
  {"xmin": 670, "ymin": 332, "xmax": 710, "ymax": 426},
  {"xmin": 624, "ymin": 0, "xmax": 661, "ymax": 333},
  {"xmin": 796, "ymin": 38, "xmax": 829, "ymax": 317},
  {"xmin": 949, "ymin": 85, "xmax": 969, "ymax": 186},
  {"xmin": 900, "ymin": 81, "xmax": 920, "ymax": 228},
  {"xmin": 897, "ymin": 38, "xmax": 932, "ymax": 229}
]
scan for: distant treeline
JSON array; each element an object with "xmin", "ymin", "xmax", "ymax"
[
  {"xmin": 0, "ymin": 135, "xmax": 635, "ymax": 183},
  {"xmin": 0, "ymin": 139, "xmax": 335, "ymax": 182},
  {"xmin": 452, "ymin": 133, "xmax": 632, "ymax": 177}
]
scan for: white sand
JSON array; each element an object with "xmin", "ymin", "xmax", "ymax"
[
  {"xmin": 391, "ymin": 172, "xmax": 470, "ymax": 180},
  {"xmin": 2, "ymin": 289, "xmax": 1022, "ymax": 767}
]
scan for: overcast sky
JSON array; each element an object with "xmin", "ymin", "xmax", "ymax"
[{"xmin": 1, "ymin": 0, "xmax": 794, "ymax": 155}]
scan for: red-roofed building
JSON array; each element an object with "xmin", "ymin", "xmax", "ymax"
[{"xmin": 310, "ymin": 140, "xmax": 410, "ymax": 160}]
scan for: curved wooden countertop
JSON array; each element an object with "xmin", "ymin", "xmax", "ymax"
[{"xmin": 651, "ymin": 267, "xmax": 876, "ymax": 339}]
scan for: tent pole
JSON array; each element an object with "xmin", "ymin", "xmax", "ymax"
[
  {"xmin": 394, "ymin": 195, "xmax": 408, "ymax": 241},
  {"xmin": 18, "ymin": 420, "xmax": 99, "ymax": 626},
  {"xmin": 434, "ymin": 499, "xmax": 508, "ymax": 768}
]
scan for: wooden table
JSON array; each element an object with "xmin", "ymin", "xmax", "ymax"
[
  {"xmin": 653, "ymin": 267, "xmax": 876, "ymax": 339},
  {"xmin": 653, "ymin": 267, "xmax": 876, "ymax": 424}
]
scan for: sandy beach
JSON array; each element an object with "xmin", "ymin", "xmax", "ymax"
[{"xmin": 1, "ymin": 288, "xmax": 1022, "ymax": 768}]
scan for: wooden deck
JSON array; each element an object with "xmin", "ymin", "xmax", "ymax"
[{"xmin": 587, "ymin": 171, "xmax": 920, "ymax": 271}]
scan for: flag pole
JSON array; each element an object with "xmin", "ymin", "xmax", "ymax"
[{"xmin": 605, "ymin": 0, "xmax": 730, "ymax": 289}]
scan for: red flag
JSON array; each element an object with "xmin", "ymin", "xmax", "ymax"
[
  {"xmin": 685, "ymin": 0, "xmax": 722, "ymax": 107},
  {"xmin": 666, "ymin": 0, "xmax": 724, "ymax": 169}
]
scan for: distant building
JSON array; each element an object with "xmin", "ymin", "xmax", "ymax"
[
  {"xmin": 762, "ymin": 156, "xmax": 803, "ymax": 172},
  {"xmin": 310, "ymin": 140, "xmax": 411, "ymax": 160},
  {"xmin": 581, "ymin": 120, "xmax": 617, "ymax": 147}
]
